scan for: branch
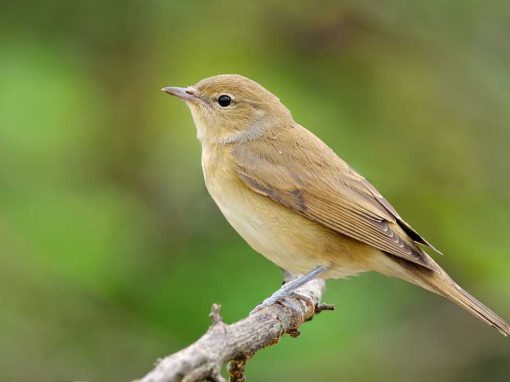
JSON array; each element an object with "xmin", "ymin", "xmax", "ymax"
[{"xmin": 138, "ymin": 272, "xmax": 333, "ymax": 382}]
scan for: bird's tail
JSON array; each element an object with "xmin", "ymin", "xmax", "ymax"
[{"xmin": 408, "ymin": 263, "xmax": 510, "ymax": 336}]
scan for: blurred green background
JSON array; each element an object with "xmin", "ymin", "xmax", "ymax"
[{"xmin": 1, "ymin": 1, "xmax": 509, "ymax": 381}]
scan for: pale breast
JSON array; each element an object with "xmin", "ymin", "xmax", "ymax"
[{"xmin": 201, "ymin": 146, "xmax": 372, "ymax": 278}]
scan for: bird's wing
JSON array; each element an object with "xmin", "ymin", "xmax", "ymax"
[{"xmin": 231, "ymin": 125, "xmax": 437, "ymax": 269}]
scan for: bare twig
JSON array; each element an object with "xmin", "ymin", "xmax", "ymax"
[{"xmin": 138, "ymin": 273, "xmax": 331, "ymax": 382}]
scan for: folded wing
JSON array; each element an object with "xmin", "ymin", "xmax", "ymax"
[{"xmin": 232, "ymin": 124, "xmax": 438, "ymax": 269}]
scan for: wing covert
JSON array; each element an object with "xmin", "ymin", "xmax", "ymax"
[{"xmin": 232, "ymin": 125, "xmax": 436, "ymax": 269}]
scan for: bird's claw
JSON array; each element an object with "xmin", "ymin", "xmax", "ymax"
[{"xmin": 250, "ymin": 291, "xmax": 312, "ymax": 315}]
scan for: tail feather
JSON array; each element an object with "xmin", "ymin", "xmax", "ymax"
[
  {"xmin": 373, "ymin": 252, "xmax": 509, "ymax": 336},
  {"xmin": 380, "ymin": 254, "xmax": 510, "ymax": 336},
  {"xmin": 414, "ymin": 267, "xmax": 510, "ymax": 336},
  {"xmin": 436, "ymin": 280, "xmax": 510, "ymax": 336}
]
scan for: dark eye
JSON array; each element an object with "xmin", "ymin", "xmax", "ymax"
[{"xmin": 218, "ymin": 94, "xmax": 232, "ymax": 107}]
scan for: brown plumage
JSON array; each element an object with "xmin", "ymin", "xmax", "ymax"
[{"xmin": 162, "ymin": 74, "xmax": 510, "ymax": 336}]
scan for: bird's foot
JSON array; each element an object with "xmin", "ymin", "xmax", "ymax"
[
  {"xmin": 249, "ymin": 265, "xmax": 328, "ymax": 315},
  {"xmin": 250, "ymin": 291, "xmax": 311, "ymax": 315}
]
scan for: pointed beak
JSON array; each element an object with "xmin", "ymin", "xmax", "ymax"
[{"xmin": 161, "ymin": 86, "xmax": 197, "ymax": 102}]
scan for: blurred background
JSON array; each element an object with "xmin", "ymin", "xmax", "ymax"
[{"xmin": 1, "ymin": 1, "xmax": 509, "ymax": 381}]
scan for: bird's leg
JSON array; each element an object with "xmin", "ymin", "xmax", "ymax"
[{"xmin": 252, "ymin": 265, "xmax": 328, "ymax": 312}]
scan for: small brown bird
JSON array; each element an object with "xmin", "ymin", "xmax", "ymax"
[{"xmin": 162, "ymin": 74, "xmax": 509, "ymax": 336}]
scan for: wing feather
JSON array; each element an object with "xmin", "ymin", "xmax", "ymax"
[{"xmin": 232, "ymin": 124, "xmax": 437, "ymax": 269}]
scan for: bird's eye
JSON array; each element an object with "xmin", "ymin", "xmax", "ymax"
[{"xmin": 218, "ymin": 95, "xmax": 232, "ymax": 107}]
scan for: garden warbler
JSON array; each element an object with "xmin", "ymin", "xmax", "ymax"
[{"xmin": 162, "ymin": 74, "xmax": 509, "ymax": 336}]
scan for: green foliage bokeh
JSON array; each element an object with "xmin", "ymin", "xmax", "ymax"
[{"xmin": 0, "ymin": 1, "xmax": 509, "ymax": 381}]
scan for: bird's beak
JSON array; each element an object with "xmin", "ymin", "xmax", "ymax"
[{"xmin": 161, "ymin": 86, "xmax": 197, "ymax": 102}]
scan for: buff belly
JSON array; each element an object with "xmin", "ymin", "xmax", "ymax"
[{"xmin": 202, "ymin": 156, "xmax": 374, "ymax": 279}]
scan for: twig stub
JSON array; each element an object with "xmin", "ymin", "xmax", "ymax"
[{"xmin": 139, "ymin": 275, "xmax": 331, "ymax": 382}]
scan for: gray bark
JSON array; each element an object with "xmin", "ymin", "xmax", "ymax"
[{"xmin": 138, "ymin": 273, "xmax": 332, "ymax": 382}]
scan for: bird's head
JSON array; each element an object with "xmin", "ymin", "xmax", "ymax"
[{"xmin": 162, "ymin": 74, "xmax": 292, "ymax": 144}]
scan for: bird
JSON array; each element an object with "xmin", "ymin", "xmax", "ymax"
[{"xmin": 161, "ymin": 74, "xmax": 509, "ymax": 336}]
